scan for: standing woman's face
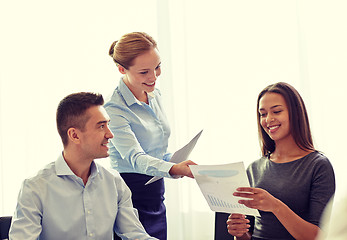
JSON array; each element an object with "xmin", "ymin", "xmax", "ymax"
[
  {"xmin": 119, "ymin": 47, "xmax": 161, "ymax": 100},
  {"xmin": 258, "ymin": 92, "xmax": 292, "ymax": 143}
]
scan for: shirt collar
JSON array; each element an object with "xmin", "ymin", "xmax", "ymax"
[
  {"xmin": 118, "ymin": 78, "xmax": 155, "ymax": 106},
  {"xmin": 56, "ymin": 153, "xmax": 99, "ymax": 179}
]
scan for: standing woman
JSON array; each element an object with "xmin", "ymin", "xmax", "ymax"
[
  {"xmin": 105, "ymin": 32, "xmax": 196, "ymax": 240},
  {"xmin": 227, "ymin": 82, "xmax": 335, "ymax": 240}
]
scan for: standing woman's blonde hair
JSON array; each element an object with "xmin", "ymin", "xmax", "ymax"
[{"xmin": 109, "ymin": 32, "xmax": 158, "ymax": 69}]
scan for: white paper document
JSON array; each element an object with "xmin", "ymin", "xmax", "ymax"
[
  {"xmin": 145, "ymin": 130, "xmax": 203, "ymax": 185},
  {"xmin": 189, "ymin": 162, "xmax": 260, "ymax": 216}
]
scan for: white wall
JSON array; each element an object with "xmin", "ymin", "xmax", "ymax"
[{"xmin": 0, "ymin": 0, "xmax": 158, "ymax": 215}]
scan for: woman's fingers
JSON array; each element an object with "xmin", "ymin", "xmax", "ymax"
[{"xmin": 226, "ymin": 214, "xmax": 250, "ymax": 237}]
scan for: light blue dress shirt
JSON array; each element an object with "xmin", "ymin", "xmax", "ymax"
[
  {"xmin": 9, "ymin": 154, "xmax": 157, "ymax": 240},
  {"xmin": 104, "ymin": 79, "xmax": 174, "ymax": 178}
]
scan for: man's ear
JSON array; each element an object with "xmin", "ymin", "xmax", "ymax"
[
  {"xmin": 67, "ymin": 127, "xmax": 81, "ymax": 144},
  {"xmin": 118, "ymin": 65, "xmax": 127, "ymax": 74}
]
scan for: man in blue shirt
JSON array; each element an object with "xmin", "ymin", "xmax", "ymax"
[{"xmin": 9, "ymin": 92, "xmax": 157, "ymax": 240}]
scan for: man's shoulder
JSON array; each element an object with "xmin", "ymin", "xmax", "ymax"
[
  {"xmin": 27, "ymin": 162, "xmax": 56, "ymax": 181},
  {"xmin": 20, "ymin": 161, "xmax": 57, "ymax": 192}
]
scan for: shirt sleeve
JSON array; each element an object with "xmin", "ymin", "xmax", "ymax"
[
  {"xmin": 9, "ymin": 179, "xmax": 43, "ymax": 240},
  {"xmin": 109, "ymin": 113, "xmax": 174, "ymax": 178},
  {"xmin": 308, "ymin": 157, "xmax": 335, "ymax": 226},
  {"xmin": 113, "ymin": 175, "xmax": 158, "ymax": 240}
]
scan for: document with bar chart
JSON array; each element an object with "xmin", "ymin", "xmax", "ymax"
[{"xmin": 189, "ymin": 162, "xmax": 260, "ymax": 216}]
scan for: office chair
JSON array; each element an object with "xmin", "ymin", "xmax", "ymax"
[
  {"xmin": 0, "ymin": 216, "xmax": 12, "ymax": 240},
  {"xmin": 215, "ymin": 212, "xmax": 234, "ymax": 240}
]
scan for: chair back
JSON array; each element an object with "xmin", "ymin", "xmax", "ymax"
[{"xmin": 0, "ymin": 216, "xmax": 12, "ymax": 240}]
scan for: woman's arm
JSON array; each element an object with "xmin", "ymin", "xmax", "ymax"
[
  {"xmin": 272, "ymin": 198, "xmax": 319, "ymax": 240},
  {"xmin": 108, "ymin": 114, "xmax": 196, "ymax": 178},
  {"xmin": 109, "ymin": 114, "xmax": 174, "ymax": 177},
  {"xmin": 235, "ymin": 187, "xmax": 319, "ymax": 240}
]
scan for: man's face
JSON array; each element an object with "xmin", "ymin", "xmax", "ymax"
[{"xmin": 78, "ymin": 106, "xmax": 114, "ymax": 160}]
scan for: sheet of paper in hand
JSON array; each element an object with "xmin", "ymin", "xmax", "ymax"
[
  {"xmin": 189, "ymin": 162, "xmax": 260, "ymax": 216},
  {"xmin": 145, "ymin": 130, "xmax": 203, "ymax": 185}
]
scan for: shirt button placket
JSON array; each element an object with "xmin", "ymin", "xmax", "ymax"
[{"xmin": 84, "ymin": 188, "xmax": 95, "ymax": 239}]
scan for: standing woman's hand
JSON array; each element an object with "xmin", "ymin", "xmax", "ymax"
[
  {"xmin": 233, "ymin": 187, "xmax": 281, "ymax": 213},
  {"xmin": 169, "ymin": 160, "xmax": 197, "ymax": 178},
  {"xmin": 226, "ymin": 214, "xmax": 251, "ymax": 239}
]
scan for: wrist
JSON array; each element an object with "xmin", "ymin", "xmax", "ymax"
[
  {"xmin": 169, "ymin": 165, "xmax": 180, "ymax": 178},
  {"xmin": 169, "ymin": 164, "xmax": 176, "ymax": 176},
  {"xmin": 272, "ymin": 198, "xmax": 284, "ymax": 215},
  {"xmin": 235, "ymin": 232, "xmax": 252, "ymax": 240}
]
